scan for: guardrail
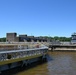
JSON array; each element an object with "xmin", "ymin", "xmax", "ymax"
[{"xmin": 0, "ymin": 46, "xmax": 48, "ymax": 63}]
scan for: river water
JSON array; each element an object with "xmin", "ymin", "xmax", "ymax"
[
  {"xmin": 2, "ymin": 51, "xmax": 76, "ymax": 75},
  {"xmin": 16, "ymin": 51, "xmax": 76, "ymax": 75}
]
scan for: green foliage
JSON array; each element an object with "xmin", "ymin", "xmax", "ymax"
[
  {"xmin": 44, "ymin": 36, "xmax": 71, "ymax": 42},
  {"xmin": 0, "ymin": 37, "xmax": 6, "ymax": 42}
]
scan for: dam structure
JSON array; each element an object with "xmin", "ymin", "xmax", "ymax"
[
  {"xmin": 1, "ymin": 32, "xmax": 76, "ymax": 73},
  {"xmin": 6, "ymin": 32, "xmax": 51, "ymax": 42},
  {"xmin": 0, "ymin": 42, "xmax": 48, "ymax": 72}
]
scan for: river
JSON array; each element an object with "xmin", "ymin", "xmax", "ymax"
[{"xmin": 1, "ymin": 51, "xmax": 76, "ymax": 75}]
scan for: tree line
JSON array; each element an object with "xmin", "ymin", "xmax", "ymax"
[
  {"xmin": 0, "ymin": 38, "xmax": 6, "ymax": 42},
  {"xmin": 44, "ymin": 36, "xmax": 71, "ymax": 42},
  {"xmin": 0, "ymin": 36, "xmax": 71, "ymax": 42}
]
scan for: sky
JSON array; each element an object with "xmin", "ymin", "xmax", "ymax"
[{"xmin": 0, "ymin": 0, "xmax": 76, "ymax": 37}]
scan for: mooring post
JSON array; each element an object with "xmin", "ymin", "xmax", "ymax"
[{"xmin": 51, "ymin": 46, "xmax": 54, "ymax": 51}]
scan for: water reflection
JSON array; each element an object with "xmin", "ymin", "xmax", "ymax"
[
  {"xmin": 1, "ymin": 58, "xmax": 48, "ymax": 75},
  {"xmin": 47, "ymin": 52, "xmax": 76, "ymax": 75}
]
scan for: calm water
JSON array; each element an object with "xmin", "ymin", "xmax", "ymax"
[{"xmin": 2, "ymin": 51, "xmax": 76, "ymax": 75}]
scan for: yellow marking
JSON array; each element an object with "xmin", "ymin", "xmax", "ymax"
[{"xmin": 0, "ymin": 54, "xmax": 47, "ymax": 66}]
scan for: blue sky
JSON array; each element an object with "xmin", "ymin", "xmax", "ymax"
[{"xmin": 0, "ymin": 0, "xmax": 76, "ymax": 37}]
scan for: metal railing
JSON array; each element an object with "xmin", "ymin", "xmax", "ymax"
[{"xmin": 0, "ymin": 46, "xmax": 48, "ymax": 61}]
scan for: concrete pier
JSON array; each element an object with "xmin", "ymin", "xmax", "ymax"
[
  {"xmin": 49, "ymin": 44, "xmax": 76, "ymax": 51},
  {"xmin": 0, "ymin": 43, "xmax": 48, "ymax": 72}
]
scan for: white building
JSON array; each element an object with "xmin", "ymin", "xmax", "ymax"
[{"xmin": 71, "ymin": 32, "xmax": 76, "ymax": 43}]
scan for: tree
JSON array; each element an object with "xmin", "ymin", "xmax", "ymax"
[{"xmin": 0, "ymin": 37, "xmax": 6, "ymax": 42}]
